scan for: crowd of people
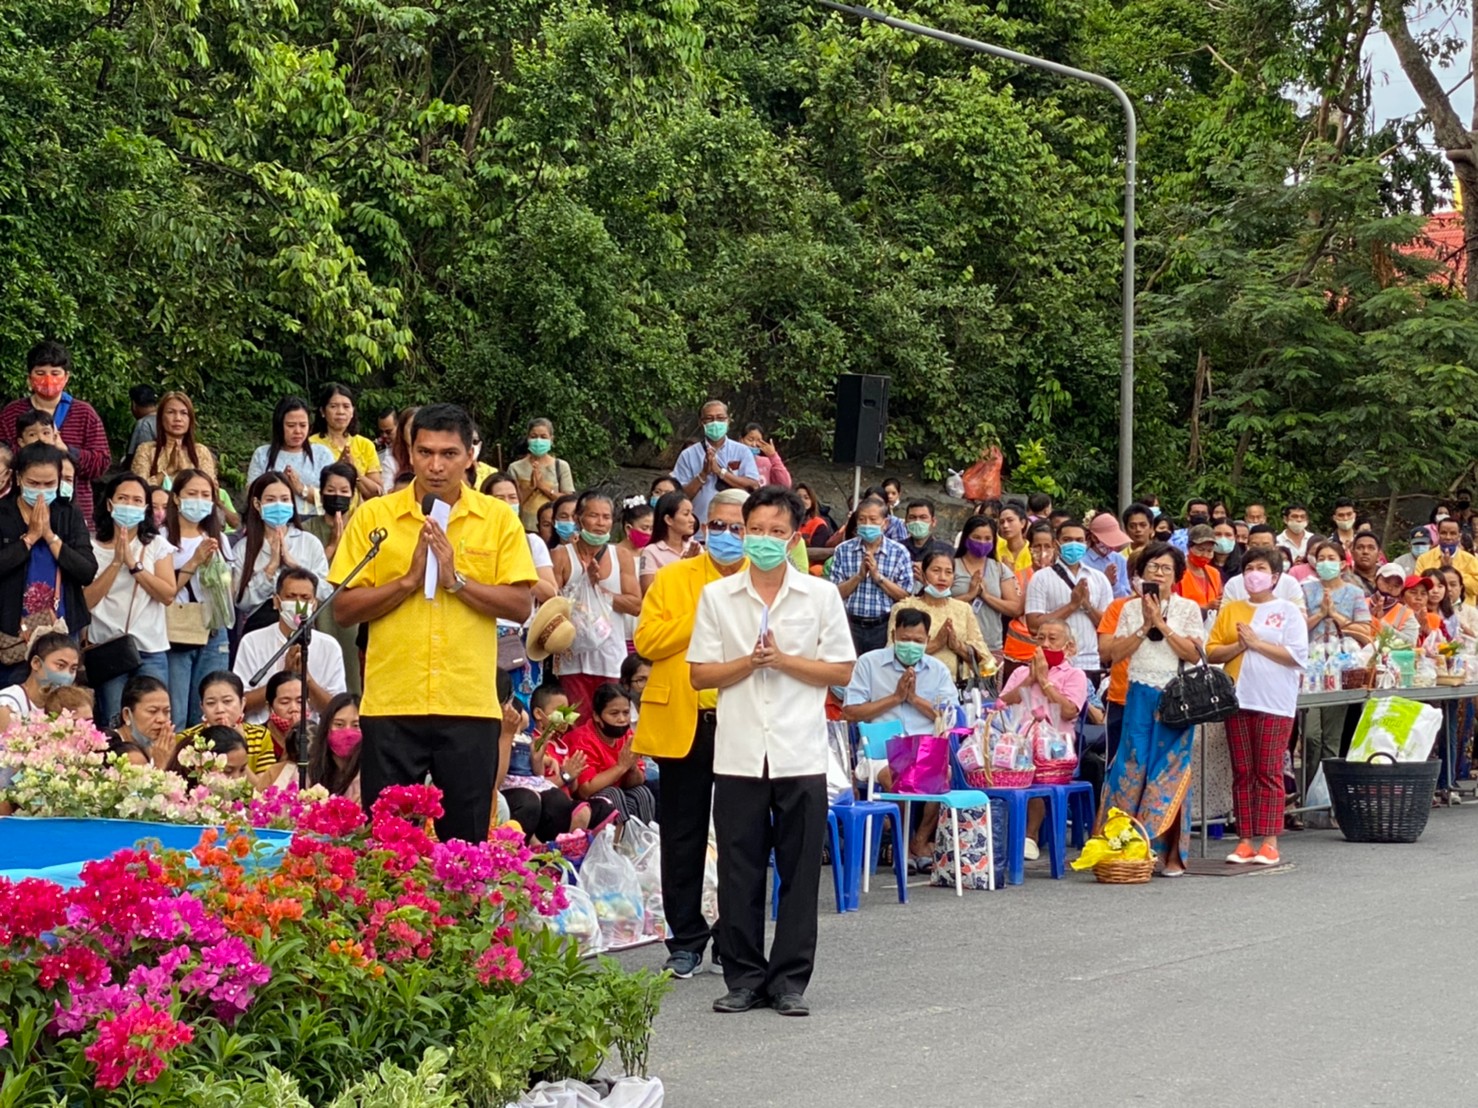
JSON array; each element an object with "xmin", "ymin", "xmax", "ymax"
[{"xmin": 5, "ymin": 337, "xmax": 1477, "ymax": 1015}]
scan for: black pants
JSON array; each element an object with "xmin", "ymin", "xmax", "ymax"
[
  {"xmin": 502, "ymin": 786, "xmax": 579, "ymax": 843},
  {"xmin": 654, "ymin": 712, "xmax": 717, "ymax": 957},
  {"xmin": 361, "ymin": 715, "xmax": 495, "ymax": 843},
  {"xmin": 713, "ymin": 769, "xmax": 827, "ymax": 998},
  {"xmin": 848, "ymin": 616, "xmax": 889, "ymax": 654}
]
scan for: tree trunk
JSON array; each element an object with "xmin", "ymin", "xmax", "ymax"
[
  {"xmin": 1381, "ymin": 0, "xmax": 1478, "ymax": 301},
  {"xmin": 1382, "ymin": 482, "xmax": 1401, "ymax": 549}
]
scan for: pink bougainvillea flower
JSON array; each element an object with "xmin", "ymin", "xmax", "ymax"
[
  {"xmin": 0, "ymin": 876, "xmax": 69, "ymax": 946},
  {"xmin": 83, "ymin": 1002, "xmax": 194, "ymax": 1088}
]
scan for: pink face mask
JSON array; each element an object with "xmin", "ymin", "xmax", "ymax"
[
  {"xmin": 1243, "ymin": 569, "xmax": 1274, "ymax": 594},
  {"xmin": 327, "ymin": 726, "xmax": 362, "ymax": 758},
  {"xmin": 628, "ymin": 528, "xmax": 652, "ymax": 549}
]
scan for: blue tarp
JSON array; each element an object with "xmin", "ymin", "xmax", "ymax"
[{"xmin": 0, "ymin": 817, "xmax": 292, "ymax": 886}]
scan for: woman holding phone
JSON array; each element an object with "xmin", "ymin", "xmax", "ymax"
[{"xmin": 1098, "ymin": 542, "xmax": 1205, "ymax": 877}]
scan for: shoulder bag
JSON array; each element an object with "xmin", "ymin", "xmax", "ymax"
[
  {"xmin": 1157, "ymin": 644, "xmax": 1239, "ymax": 728},
  {"xmin": 84, "ymin": 578, "xmax": 143, "ymax": 686}
]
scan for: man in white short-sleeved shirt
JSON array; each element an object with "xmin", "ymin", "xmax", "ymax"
[
  {"xmin": 1024, "ymin": 518, "xmax": 1113, "ymax": 672},
  {"xmin": 688, "ymin": 487, "xmax": 855, "ymax": 1018},
  {"xmin": 233, "ymin": 567, "xmax": 346, "ymax": 723}
]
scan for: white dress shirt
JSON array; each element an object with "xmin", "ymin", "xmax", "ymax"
[
  {"xmin": 1023, "ymin": 561, "xmax": 1113, "ymax": 671},
  {"xmin": 233, "ymin": 621, "xmax": 348, "ymax": 723},
  {"xmin": 687, "ymin": 566, "xmax": 856, "ymax": 778},
  {"xmin": 1223, "ymin": 571, "xmax": 1307, "ymax": 611}
]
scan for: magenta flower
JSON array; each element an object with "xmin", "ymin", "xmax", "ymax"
[{"xmin": 84, "ymin": 1002, "xmax": 193, "ymax": 1088}]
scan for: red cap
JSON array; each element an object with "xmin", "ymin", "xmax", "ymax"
[{"xmin": 1403, "ymin": 574, "xmax": 1428, "ymax": 591}]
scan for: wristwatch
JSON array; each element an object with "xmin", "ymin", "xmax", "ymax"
[
  {"xmin": 127, "ymin": 561, "xmax": 144, "ymax": 576},
  {"xmin": 447, "ymin": 571, "xmax": 467, "ymax": 594},
  {"xmin": 560, "ymin": 771, "xmax": 575, "ymax": 787}
]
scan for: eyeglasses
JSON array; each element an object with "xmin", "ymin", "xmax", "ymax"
[
  {"xmin": 707, "ymin": 521, "xmax": 744, "ymax": 535},
  {"xmin": 1141, "ymin": 562, "xmax": 1176, "ymax": 576}
]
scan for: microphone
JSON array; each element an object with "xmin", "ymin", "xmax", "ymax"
[{"xmin": 421, "ymin": 494, "xmax": 436, "ymax": 517}]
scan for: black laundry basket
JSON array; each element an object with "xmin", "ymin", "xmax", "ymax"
[{"xmin": 1322, "ymin": 753, "xmax": 1440, "ymax": 843}]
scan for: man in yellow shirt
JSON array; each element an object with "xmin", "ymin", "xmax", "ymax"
[
  {"xmin": 1415, "ymin": 517, "xmax": 1478, "ymax": 604},
  {"xmin": 633, "ymin": 488, "xmax": 749, "ymax": 980},
  {"xmin": 332, "ymin": 404, "xmax": 536, "ymax": 842}
]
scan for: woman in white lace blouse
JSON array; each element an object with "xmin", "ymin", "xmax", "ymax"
[{"xmin": 1097, "ymin": 542, "xmax": 1206, "ymax": 877}]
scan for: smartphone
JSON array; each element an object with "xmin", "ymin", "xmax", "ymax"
[{"xmin": 1142, "ymin": 582, "xmax": 1160, "ymax": 599}]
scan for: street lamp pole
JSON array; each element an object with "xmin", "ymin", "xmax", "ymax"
[{"xmin": 816, "ymin": 1, "xmax": 1138, "ymax": 508}]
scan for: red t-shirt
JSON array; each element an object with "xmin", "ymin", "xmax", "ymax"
[{"xmin": 562, "ymin": 720, "xmax": 644, "ymax": 787}]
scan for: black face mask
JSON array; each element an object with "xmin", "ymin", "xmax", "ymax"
[
  {"xmin": 598, "ymin": 719, "xmax": 628, "ymax": 740},
  {"xmin": 1459, "ymin": 501, "xmax": 1471, "ymax": 512},
  {"xmin": 322, "ymin": 494, "xmax": 352, "ymax": 516},
  {"xmin": 1188, "ymin": 513, "xmax": 1210, "ymax": 527}
]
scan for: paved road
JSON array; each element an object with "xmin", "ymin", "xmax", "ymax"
[{"xmin": 622, "ymin": 808, "xmax": 1478, "ymax": 1107}]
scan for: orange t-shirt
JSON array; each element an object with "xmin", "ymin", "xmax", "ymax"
[
  {"xmin": 1175, "ymin": 565, "xmax": 1223, "ymax": 611},
  {"xmin": 1097, "ymin": 597, "xmax": 1133, "ymax": 705},
  {"xmin": 1003, "ymin": 567, "xmax": 1038, "ymax": 662}
]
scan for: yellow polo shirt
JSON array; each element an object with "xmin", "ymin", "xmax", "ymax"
[{"xmin": 330, "ymin": 485, "xmax": 537, "ymax": 718}]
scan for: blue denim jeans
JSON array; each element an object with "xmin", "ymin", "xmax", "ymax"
[
  {"xmin": 96, "ymin": 650, "xmax": 171, "ymax": 731},
  {"xmin": 168, "ymin": 629, "xmax": 232, "ymax": 729}
]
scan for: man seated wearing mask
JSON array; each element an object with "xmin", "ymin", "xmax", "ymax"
[
  {"xmin": 233, "ymin": 567, "xmax": 347, "ymax": 723},
  {"xmin": 1393, "ymin": 527, "xmax": 1430, "ymax": 575},
  {"xmin": 1224, "ymin": 525, "xmax": 1307, "ymax": 610},
  {"xmin": 1415, "ymin": 516, "xmax": 1478, "ymax": 603},
  {"xmin": 842, "ymin": 607, "xmax": 959, "ymax": 871}
]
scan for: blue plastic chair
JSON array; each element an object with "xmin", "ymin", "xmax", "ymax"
[
  {"xmin": 771, "ymin": 808, "xmax": 847, "ymax": 919},
  {"xmin": 829, "ymin": 793, "xmax": 909, "ymax": 910},
  {"xmin": 857, "ymin": 721, "xmax": 994, "ymax": 895}
]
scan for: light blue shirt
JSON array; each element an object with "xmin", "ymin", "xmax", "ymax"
[
  {"xmin": 1082, "ymin": 546, "xmax": 1131, "ymax": 598},
  {"xmin": 246, "ymin": 441, "xmax": 339, "ymax": 517},
  {"xmin": 844, "ymin": 647, "xmax": 959, "ymax": 735},
  {"xmin": 672, "ymin": 437, "xmax": 761, "ymax": 521}
]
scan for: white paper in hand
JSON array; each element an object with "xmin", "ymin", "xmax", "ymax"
[
  {"xmin": 758, "ymin": 604, "xmax": 770, "ymax": 647},
  {"xmin": 424, "ymin": 498, "xmax": 451, "ymax": 599}
]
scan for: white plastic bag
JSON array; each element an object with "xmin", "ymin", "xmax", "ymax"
[
  {"xmin": 550, "ymin": 881, "xmax": 604, "ymax": 956},
  {"xmin": 565, "ymin": 570, "xmax": 615, "ymax": 654},
  {"xmin": 617, "ymin": 818, "xmax": 666, "ymax": 940},
  {"xmin": 700, "ymin": 836, "xmax": 719, "ymax": 927},
  {"xmin": 1304, "ymin": 765, "xmax": 1335, "ymax": 831},
  {"xmin": 581, "ymin": 825, "xmax": 645, "ymax": 948},
  {"xmin": 825, "ymin": 720, "xmax": 853, "ymax": 800},
  {"xmin": 516, "ymin": 1077, "xmax": 664, "ymax": 1108}
]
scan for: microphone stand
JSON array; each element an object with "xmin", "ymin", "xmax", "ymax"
[{"xmin": 251, "ymin": 528, "xmax": 387, "ymax": 788}]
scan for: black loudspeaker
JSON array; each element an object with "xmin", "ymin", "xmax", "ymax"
[{"xmin": 832, "ymin": 374, "xmax": 889, "ymax": 467}]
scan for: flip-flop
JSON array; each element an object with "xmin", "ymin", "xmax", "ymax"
[
  {"xmin": 569, "ymin": 802, "xmax": 591, "ymax": 830},
  {"xmin": 586, "ymin": 809, "xmax": 622, "ymax": 840}
]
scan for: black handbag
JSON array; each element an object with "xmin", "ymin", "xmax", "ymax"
[
  {"xmin": 1157, "ymin": 645, "xmax": 1239, "ymax": 727},
  {"xmin": 83, "ymin": 579, "xmax": 143, "ymax": 687}
]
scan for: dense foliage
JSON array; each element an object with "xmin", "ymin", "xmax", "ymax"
[{"xmin": 0, "ymin": 0, "xmax": 1471, "ymax": 516}]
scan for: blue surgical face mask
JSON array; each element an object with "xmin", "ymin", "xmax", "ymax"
[
  {"xmin": 703, "ymin": 420, "xmax": 729, "ymax": 442},
  {"xmin": 111, "ymin": 504, "xmax": 146, "ymax": 530},
  {"xmin": 857, "ymin": 524, "xmax": 884, "ymax": 543},
  {"xmin": 1441, "ymin": 542, "xmax": 1460, "ymax": 556},
  {"xmin": 58, "ymin": 481, "xmax": 74, "ymax": 501},
  {"xmin": 748, "ymin": 444, "xmax": 762, "ymax": 456},
  {"xmin": 179, "ymin": 498, "xmax": 214, "ymax": 524},
  {"xmin": 707, "ymin": 528, "xmax": 745, "ymax": 565},
  {"xmin": 21, "ymin": 486, "xmax": 57, "ymax": 507},
  {"xmin": 1412, "ymin": 542, "xmax": 1431, "ymax": 557},
  {"xmin": 527, "ymin": 437, "xmax": 552, "ymax": 457},
  {"xmin": 37, "ymin": 665, "xmax": 74, "ymax": 689},
  {"xmin": 260, "ymin": 502, "xmax": 294, "ymax": 529},
  {"xmin": 554, "ymin": 519, "xmax": 578, "ymax": 540},
  {"xmin": 923, "ymin": 584, "xmax": 952, "ymax": 599},
  {"xmin": 1059, "ymin": 541, "xmax": 1088, "ymax": 566}
]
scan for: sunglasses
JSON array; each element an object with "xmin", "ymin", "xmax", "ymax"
[{"xmin": 707, "ymin": 521, "xmax": 744, "ymax": 536}]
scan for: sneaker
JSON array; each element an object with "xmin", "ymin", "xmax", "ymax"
[
  {"xmin": 1253, "ymin": 843, "xmax": 1281, "ymax": 866},
  {"xmin": 707, "ymin": 948, "xmax": 724, "ymax": 975},
  {"xmin": 1226, "ymin": 842, "xmax": 1256, "ymax": 865},
  {"xmin": 663, "ymin": 950, "xmax": 703, "ymax": 979},
  {"xmin": 1023, "ymin": 838, "xmax": 1040, "ymax": 862}
]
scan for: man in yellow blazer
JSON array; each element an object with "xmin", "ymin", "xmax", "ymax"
[{"xmin": 633, "ymin": 488, "xmax": 749, "ymax": 980}]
